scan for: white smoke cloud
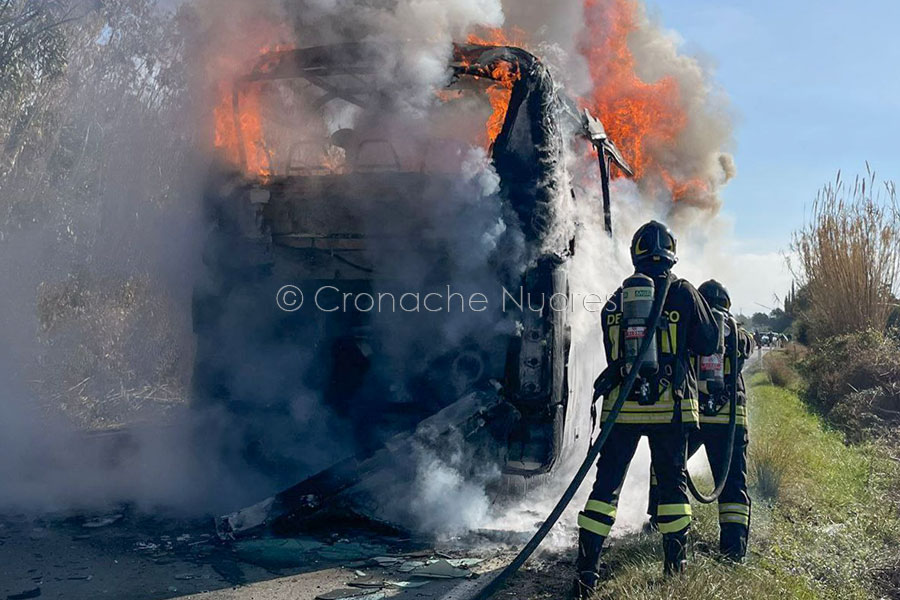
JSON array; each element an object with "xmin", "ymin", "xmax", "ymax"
[
  {"xmin": 0, "ymin": 0, "xmax": 752, "ymax": 549},
  {"xmin": 475, "ymin": 0, "xmax": 741, "ymax": 541}
]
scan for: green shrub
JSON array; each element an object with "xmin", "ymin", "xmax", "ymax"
[
  {"xmin": 799, "ymin": 329, "xmax": 900, "ymax": 440},
  {"xmin": 829, "ymin": 385, "xmax": 900, "ymax": 444},
  {"xmin": 801, "ymin": 330, "xmax": 900, "ymax": 410},
  {"xmin": 763, "ymin": 351, "xmax": 799, "ymax": 388},
  {"xmin": 749, "ymin": 436, "xmax": 791, "ymax": 501}
]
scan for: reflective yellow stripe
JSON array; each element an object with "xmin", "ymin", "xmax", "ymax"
[
  {"xmin": 719, "ymin": 514, "xmax": 749, "ymax": 526},
  {"xmin": 658, "ymin": 504, "xmax": 692, "ymax": 517},
  {"xmin": 719, "ymin": 503, "xmax": 750, "ymax": 515},
  {"xmin": 578, "ymin": 513, "xmax": 612, "ymax": 537},
  {"xmin": 699, "ymin": 404, "xmax": 747, "ymax": 425},
  {"xmin": 682, "ymin": 395, "xmax": 698, "ymax": 424},
  {"xmin": 700, "ymin": 414, "xmax": 748, "ymax": 426},
  {"xmin": 585, "ymin": 500, "xmax": 617, "ymax": 518},
  {"xmin": 609, "ymin": 325, "xmax": 620, "ymax": 361},
  {"xmin": 700, "ymin": 417, "xmax": 748, "ymax": 425},
  {"xmin": 609, "ymin": 401, "xmax": 677, "ymax": 412},
  {"xmin": 657, "ymin": 516, "xmax": 691, "ymax": 534},
  {"xmin": 600, "ymin": 393, "xmax": 699, "ymax": 424},
  {"xmin": 668, "ymin": 323, "xmax": 678, "ymax": 354},
  {"xmin": 661, "ymin": 329, "xmax": 671, "ymax": 354},
  {"xmin": 601, "ymin": 412, "xmax": 674, "ymax": 424},
  {"xmin": 700, "ymin": 405, "xmax": 748, "ymax": 416}
]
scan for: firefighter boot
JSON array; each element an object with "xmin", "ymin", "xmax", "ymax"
[
  {"xmin": 663, "ymin": 532, "xmax": 688, "ymax": 575},
  {"xmin": 720, "ymin": 523, "xmax": 748, "ymax": 562},
  {"xmin": 573, "ymin": 528, "xmax": 606, "ymax": 598},
  {"xmin": 573, "ymin": 571, "xmax": 602, "ymax": 600}
]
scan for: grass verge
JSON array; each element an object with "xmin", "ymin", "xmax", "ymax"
[{"xmin": 585, "ymin": 371, "xmax": 900, "ymax": 600}]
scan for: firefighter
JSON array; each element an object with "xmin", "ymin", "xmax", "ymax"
[
  {"xmin": 574, "ymin": 221, "xmax": 720, "ymax": 597},
  {"xmin": 647, "ymin": 279, "xmax": 754, "ymax": 561}
]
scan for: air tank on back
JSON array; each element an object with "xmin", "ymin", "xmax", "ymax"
[
  {"xmin": 622, "ymin": 272, "xmax": 658, "ymax": 376},
  {"xmin": 698, "ymin": 309, "xmax": 726, "ymax": 394}
]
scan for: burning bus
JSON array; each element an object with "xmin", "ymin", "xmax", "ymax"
[{"xmin": 194, "ymin": 41, "xmax": 631, "ymax": 537}]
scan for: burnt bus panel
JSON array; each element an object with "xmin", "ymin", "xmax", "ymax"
[
  {"xmin": 503, "ymin": 257, "xmax": 570, "ymax": 476},
  {"xmin": 199, "ymin": 42, "xmax": 609, "ymax": 535},
  {"xmin": 263, "ymin": 173, "xmax": 461, "ymax": 240}
]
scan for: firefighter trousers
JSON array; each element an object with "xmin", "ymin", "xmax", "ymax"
[
  {"xmin": 577, "ymin": 424, "xmax": 691, "ymax": 576},
  {"xmin": 648, "ymin": 425, "xmax": 751, "ymax": 559}
]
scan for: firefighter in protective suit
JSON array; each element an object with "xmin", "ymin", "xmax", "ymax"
[
  {"xmin": 647, "ymin": 280, "xmax": 754, "ymax": 560},
  {"xmin": 574, "ymin": 221, "xmax": 720, "ymax": 597}
]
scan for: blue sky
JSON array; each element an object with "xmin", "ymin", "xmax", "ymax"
[{"xmin": 650, "ymin": 0, "xmax": 900, "ymax": 256}]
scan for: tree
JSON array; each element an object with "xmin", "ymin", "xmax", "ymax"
[
  {"xmin": 0, "ymin": 0, "xmax": 199, "ymax": 410},
  {"xmin": 768, "ymin": 308, "xmax": 792, "ymax": 333},
  {"xmin": 0, "ymin": 1, "xmax": 95, "ymax": 177},
  {"xmin": 750, "ymin": 312, "xmax": 770, "ymax": 330}
]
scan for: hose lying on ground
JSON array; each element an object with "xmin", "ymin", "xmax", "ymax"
[
  {"xmin": 472, "ymin": 276, "xmax": 673, "ymax": 600},
  {"xmin": 686, "ymin": 315, "xmax": 739, "ymax": 504}
]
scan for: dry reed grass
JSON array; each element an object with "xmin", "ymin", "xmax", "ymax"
[{"xmin": 791, "ymin": 166, "xmax": 900, "ymax": 341}]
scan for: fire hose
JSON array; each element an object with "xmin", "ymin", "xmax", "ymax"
[
  {"xmin": 685, "ymin": 314, "xmax": 739, "ymax": 504},
  {"xmin": 472, "ymin": 276, "xmax": 672, "ymax": 600}
]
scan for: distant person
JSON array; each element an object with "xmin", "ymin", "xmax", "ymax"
[
  {"xmin": 574, "ymin": 221, "xmax": 720, "ymax": 597},
  {"xmin": 647, "ymin": 280, "xmax": 754, "ymax": 561}
]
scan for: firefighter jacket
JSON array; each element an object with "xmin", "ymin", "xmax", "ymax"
[
  {"xmin": 600, "ymin": 273, "xmax": 720, "ymax": 426},
  {"xmin": 697, "ymin": 325, "xmax": 754, "ymax": 427}
]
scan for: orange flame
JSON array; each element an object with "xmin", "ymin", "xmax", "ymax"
[
  {"xmin": 210, "ymin": 27, "xmax": 294, "ymax": 181},
  {"xmin": 213, "ymin": 81, "xmax": 273, "ymax": 180},
  {"xmin": 579, "ymin": 0, "xmax": 707, "ymax": 200},
  {"xmin": 483, "ymin": 62, "xmax": 519, "ymax": 144},
  {"xmin": 465, "ymin": 28, "xmax": 525, "ymax": 145}
]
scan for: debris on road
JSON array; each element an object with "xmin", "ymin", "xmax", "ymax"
[
  {"xmin": 133, "ymin": 541, "xmax": 159, "ymax": 551},
  {"xmin": 410, "ymin": 559, "xmax": 474, "ymax": 579},
  {"xmin": 445, "ymin": 558, "xmax": 484, "ymax": 568},
  {"xmin": 6, "ymin": 588, "xmax": 41, "ymax": 600},
  {"xmin": 315, "ymin": 589, "xmax": 384, "ymax": 600},
  {"xmin": 233, "ymin": 538, "xmax": 324, "ymax": 568},
  {"xmin": 232, "ymin": 538, "xmax": 390, "ymax": 569},
  {"xmin": 385, "ymin": 580, "xmax": 429, "ymax": 588},
  {"xmin": 346, "ymin": 575, "xmax": 384, "ymax": 589},
  {"xmin": 82, "ymin": 514, "xmax": 123, "ymax": 529},
  {"xmin": 397, "ymin": 560, "xmax": 424, "ymax": 572}
]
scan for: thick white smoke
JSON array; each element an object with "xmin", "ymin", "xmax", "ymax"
[
  {"xmin": 475, "ymin": 0, "xmax": 737, "ymax": 544},
  {"xmin": 0, "ymin": 0, "xmax": 736, "ymax": 545}
]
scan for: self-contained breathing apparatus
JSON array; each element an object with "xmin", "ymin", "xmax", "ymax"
[
  {"xmin": 687, "ymin": 309, "xmax": 739, "ymax": 504},
  {"xmin": 475, "ymin": 271, "xmax": 673, "ymax": 600},
  {"xmin": 591, "ymin": 273, "xmax": 664, "ymax": 429},
  {"xmin": 475, "ymin": 221, "xmax": 685, "ymax": 599},
  {"xmin": 622, "ymin": 273, "xmax": 658, "ymax": 404},
  {"xmin": 698, "ymin": 308, "xmax": 727, "ymax": 416}
]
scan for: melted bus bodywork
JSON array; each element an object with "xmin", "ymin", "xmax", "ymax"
[{"xmin": 196, "ymin": 42, "xmax": 631, "ymax": 537}]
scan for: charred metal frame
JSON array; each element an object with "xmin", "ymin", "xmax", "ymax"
[
  {"xmin": 230, "ymin": 42, "xmax": 632, "ymax": 235},
  {"xmin": 207, "ymin": 42, "xmax": 635, "ymax": 538}
]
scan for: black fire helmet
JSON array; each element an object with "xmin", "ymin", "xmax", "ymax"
[
  {"xmin": 699, "ymin": 279, "xmax": 732, "ymax": 311},
  {"xmin": 630, "ymin": 220, "xmax": 678, "ymax": 273}
]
